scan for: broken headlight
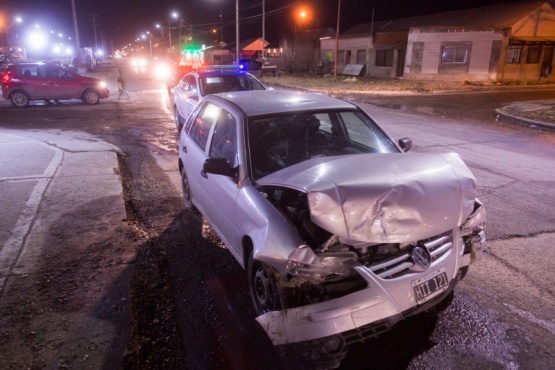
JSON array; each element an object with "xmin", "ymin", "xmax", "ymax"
[
  {"xmin": 460, "ymin": 200, "xmax": 486, "ymax": 256},
  {"xmin": 286, "ymin": 244, "xmax": 358, "ymax": 284}
]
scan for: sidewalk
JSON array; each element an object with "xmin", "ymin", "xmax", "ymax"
[
  {"xmin": 0, "ymin": 129, "xmax": 133, "ymax": 368},
  {"xmin": 495, "ymin": 99, "xmax": 555, "ymax": 130}
]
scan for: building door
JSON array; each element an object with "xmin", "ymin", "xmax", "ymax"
[
  {"xmin": 396, "ymin": 49, "xmax": 406, "ymax": 77},
  {"xmin": 540, "ymin": 45, "xmax": 553, "ymax": 78}
]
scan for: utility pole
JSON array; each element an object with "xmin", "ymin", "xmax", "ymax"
[
  {"xmin": 333, "ymin": 0, "xmax": 341, "ymax": 82},
  {"xmin": 236, "ymin": 0, "xmax": 239, "ymax": 63},
  {"xmin": 262, "ymin": 0, "xmax": 265, "ymax": 60},
  {"xmin": 71, "ymin": 0, "xmax": 80, "ymax": 49},
  {"xmin": 91, "ymin": 14, "xmax": 98, "ymax": 49}
]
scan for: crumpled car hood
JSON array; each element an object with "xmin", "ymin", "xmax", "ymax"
[{"xmin": 257, "ymin": 153, "xmax": 477, "ymax": 244}]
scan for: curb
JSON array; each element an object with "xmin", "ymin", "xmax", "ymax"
[{"xmin": 494, "ymin": 108, "xmax": 555, "ymax": 131}]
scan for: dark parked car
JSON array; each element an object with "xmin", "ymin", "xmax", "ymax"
[{"xmin": 1, "ymin": 62, "xmax": 109, "ymax": 107}]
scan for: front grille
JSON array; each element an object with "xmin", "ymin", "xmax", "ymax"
[{"xmin": 367, "ymin": 231, "xmax": 453, "ymax": 279}]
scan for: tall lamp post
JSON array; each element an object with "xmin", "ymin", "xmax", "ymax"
[
  {"xmin": 142, "ymin": 32, "xmax": 152, "ymax": 59},
  {"xmin": 333, "ymin": 0, "xmax": 341, "ymax": 82},
  {"xmin": 236, "ymin": 0, "xmax": 239, "ymax": 63},
  {"xmin": 168, "ymin": 11, "xmax": 178, "ymax": 49}
]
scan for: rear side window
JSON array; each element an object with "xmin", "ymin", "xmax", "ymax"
[
  {"xmin": 18, "ymin": 66, "xmax": 41, "ymax": 77},
  {"xmin": 189, "ymin": 102, "xmax": 219, "ymax": 150}
]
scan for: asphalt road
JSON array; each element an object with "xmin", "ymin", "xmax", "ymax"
[{"xmin": 1, "ymin": 63, "xmax": 554, "ymax": 369}]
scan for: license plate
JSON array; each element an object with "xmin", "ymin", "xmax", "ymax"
[{"xmin": 412, "ymin": 268, "xmax": 449, "ymax": 304}]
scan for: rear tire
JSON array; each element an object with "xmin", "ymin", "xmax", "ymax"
[
  {"xmin": 82, "ymin": 89, "xmax": 100, "ymax": 105},
  {"xmin": 10, "ymin": 91, "xmax": 30, "ymax": 108}
]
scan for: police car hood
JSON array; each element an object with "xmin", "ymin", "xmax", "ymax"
[{"xmin": 257, "ymin": 152, "xmax": 477, "ymax": 244}]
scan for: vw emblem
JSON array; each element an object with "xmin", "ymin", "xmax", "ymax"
[{"xmin": 411, "ymin": 245, "xmax": 432, "ymax": 271}]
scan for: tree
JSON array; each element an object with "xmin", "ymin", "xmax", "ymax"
[{"xmin": 281, "ymin": 32, "xmax": 319, "ymax": 74}]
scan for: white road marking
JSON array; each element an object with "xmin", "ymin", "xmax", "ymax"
[{"xmin": 0, "ymin": 134, "xmax": 63, "ymax": 292}]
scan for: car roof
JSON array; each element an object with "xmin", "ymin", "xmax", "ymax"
[{"xmin": 210, "ymin": 90, "xmax": 357, "ymax": 117}]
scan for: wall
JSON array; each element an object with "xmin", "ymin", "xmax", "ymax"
[{"xmin": 404, "ymin": 27, "xmax": 503, "ymax": 81}]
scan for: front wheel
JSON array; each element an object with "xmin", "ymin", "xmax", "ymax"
[
  {"xmin": 248, "ymin": 252, "xmax": 282, "ymax": 315},
  {"xmin": 10, "ymin": 91, "xmax": 30, "ymax": 108},
  {"xmin": 82, "ymin": 89, "xmax": 100, "ymax": 105},
  {"xmin": 180, "ymin": 166, "xmax": 194, "ymax": 211},
  {"xmin": 174, "ymin": 106, "xmax": 183, "ymax": 132}
]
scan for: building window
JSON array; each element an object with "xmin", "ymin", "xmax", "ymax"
[
  {"xmin": 337, "ymin": 50, "xmax": 345, "ymax": 64},
  {"xmin": 356, "ymin": 50, "xmax": 366, "ymax": 64},
  {"xmin": 506, "ymin": 45, "xmax": 522, "ymax": 64},
  {"xmin": 375, "ymin": 49, "xmax": 394, "ymax": 66},
  {"xmin": 441, "ymin": 45, "xmax": 468, "ymax": 64},
  {"xmin": 526, "ymin": 45, "xmax": 541, "ymax": 64}
]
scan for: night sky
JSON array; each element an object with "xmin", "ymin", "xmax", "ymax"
[{"xmin": 2, "ymin": 0, "xmax": 528, "ymax": 51}]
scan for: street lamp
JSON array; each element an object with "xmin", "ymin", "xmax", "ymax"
[
  {"xmin": 142, "ymin": 32, "xmax": 152, "ymax": 59},
  {"xmin": 168, "ymin": 11, "xmax": 178, "ymax": 49}
]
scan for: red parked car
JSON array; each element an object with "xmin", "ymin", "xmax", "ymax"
[{"xmin": 1, "ymin": 62, "xmax": 109, "ymax": 108}]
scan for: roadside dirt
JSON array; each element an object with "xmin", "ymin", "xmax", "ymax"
[
  {"xmin": 260, "ymin": 74, "xmax": 555, "ymax": 95},
  {"xmin": 0, "ymin": 195, "xmax": 135, "ymax": 369}
]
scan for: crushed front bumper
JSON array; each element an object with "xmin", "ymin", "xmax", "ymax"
[{"xmin": 256, "ymin": 235, "xmax": 482, "ymax": 346}]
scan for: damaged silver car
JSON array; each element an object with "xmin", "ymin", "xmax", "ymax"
[{"xmin": 178, "ymin": 90, "xmax": 485, "ymax": 349}]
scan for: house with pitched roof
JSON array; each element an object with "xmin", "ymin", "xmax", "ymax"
[{"xmin": 320, "ymin": 0, "xmax": 555, "ymax": 82}]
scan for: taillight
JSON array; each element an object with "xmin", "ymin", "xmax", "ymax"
[{"xmin": 2, "ymin": 73, "xmax": 10, "ymax": 84}]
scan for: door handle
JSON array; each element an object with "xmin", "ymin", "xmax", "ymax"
[{"xmin": 201, "ymin": 170, "xmax": 207, "ymax": 179}]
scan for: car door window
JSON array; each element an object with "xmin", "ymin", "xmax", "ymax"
[
  {"xmin": 209, "ymin": 109, "xmax": 238, "ymax": 167},
  {"xmin": 185, "ymin": 75, "xmax": 197, "ymax": 92},
  {"xmin": 46, "ymin": 66, "xmax": 63, "ymax": 78},
  {"xmin": 189, "ymin": 102, "xmax": 219, "ymax": 150}
]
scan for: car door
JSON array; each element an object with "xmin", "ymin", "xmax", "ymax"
[
  {"xmin": 200, "ymin": 108, "xmax": 242, "ymax": 251},
  {"xmin": 46, "ymin": 65, "xmax": 80, "ymax": 99},
  {"xmin": 18, "ymin": 65, "xmax": 50, "ymax": 99},
  {"xmin": 174, "ymin": 74, "xmax": 199, "ymax": 121},
  {"xmin": 182, "ymin": 101, "xmax": 220, "ymax": 212}
]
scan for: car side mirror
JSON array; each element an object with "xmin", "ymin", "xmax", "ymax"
[
  {"xmin": 398, "ymin": 137, "xmax": 412, "ymax": 152},
  {"xmin": 203, "ymin": 157, "xmax": 237, "ymax": 177}
]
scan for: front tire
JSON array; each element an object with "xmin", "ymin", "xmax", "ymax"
[
  {"xmin": 82, "ymin": 89, "xmax": 100, "ymax": 105},
  {"xmin": 10, "ymin": 91, "xmax": 30, "ymax": 108},
  {"xmin": 180, "ymin": 166, "xmax": 194, "ymax": 211},
  {"xmin": 174, "ymin": 106, "xmax": 183, "ymax": 132},
  {"xmin": 248, "ymin": 252, "xmax": 282, "ymax": 315}
]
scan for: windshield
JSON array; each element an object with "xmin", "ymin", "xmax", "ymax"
[
  {"xmin": 248, "ymin": 110, "xmax": 400, "ymax": 179},
  {"xmin": 199, "ymin": 75, "xmax": 265, "ymax": 95}
]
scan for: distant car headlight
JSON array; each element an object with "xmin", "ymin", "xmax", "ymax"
[
  {"xmin": 131, "ymin": 57, "xmax": 147, "ymax": 67},
  {"xmin": 153, "ymin": 63, "xmax": 172, "ymax": 80}
]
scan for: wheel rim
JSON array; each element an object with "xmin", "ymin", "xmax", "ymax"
[
  {"xmin": 181, "ymin": 170, "xmax": 192, "ymax": 209},
  {"xmin": 12, "ymin": 93, "xmax": 28, "ymax": 107},
  {"xmin": 84, "ymin": 91, "xmax": 99, "ymax": 104},
  {"xmin": 253, "ymin": 264, "xmax": 277, "ymax": 312}
]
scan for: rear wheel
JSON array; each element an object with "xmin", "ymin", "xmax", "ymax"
[
  {"xmin": 248, "ymin": 252, "xmax": 282, "ymax": 314},
  {"xmin": 10, "ymin": 91, "xmax": 30, "ymax": 108},
  {"xmin": 82, "ymin": 89, "xmax": 100, "ymax": 105}
]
